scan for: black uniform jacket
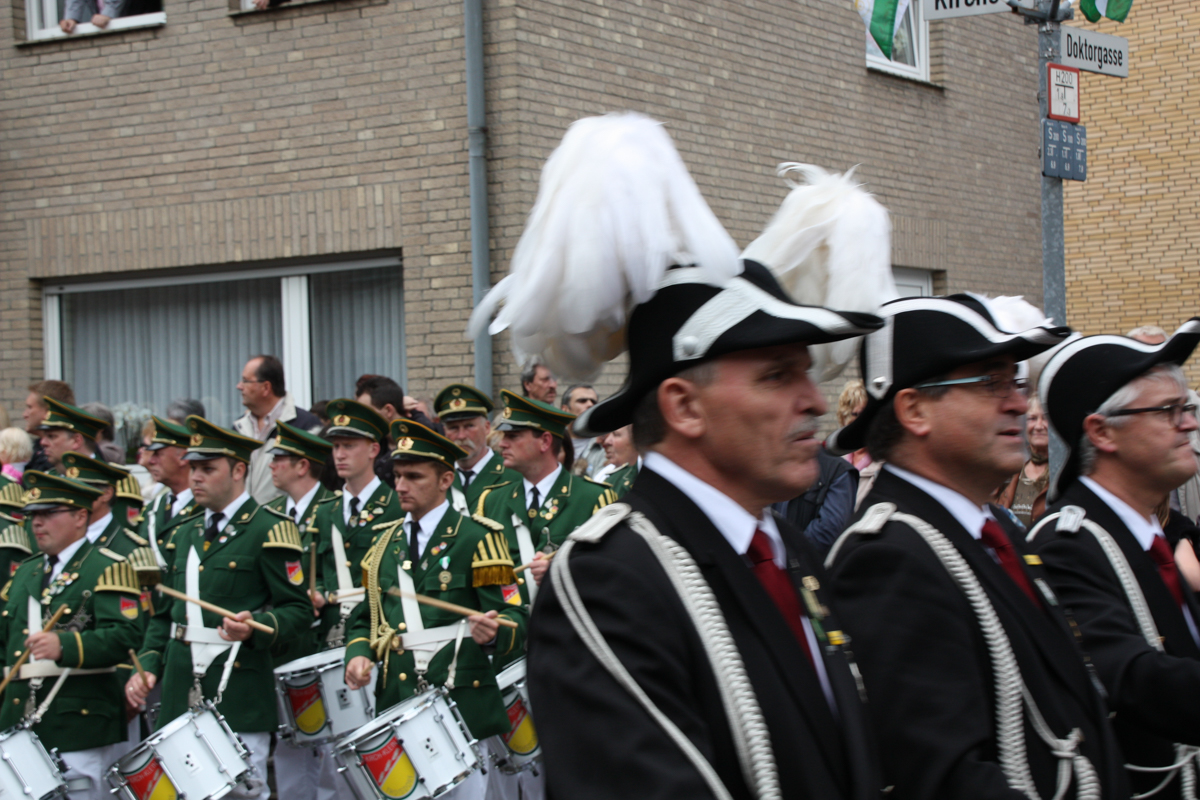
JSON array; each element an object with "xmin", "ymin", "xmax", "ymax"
[
  {"xmin": 1035, "ymin": 480, "xmax": 1200, "ymax": 799},
  {"xmin": 527, "ymin": 468, "xmax": 883, "ymax": 800},
  {"xmin": 828, "ymin": 469, "xmax": 1128, "ymax": 800}
]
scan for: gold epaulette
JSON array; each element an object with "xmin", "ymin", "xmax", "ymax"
[
  {"xmin": 126, "ymin": 547, "xmax": 162, "ymax": 581},
  {"xmin": 98, "ymin": 547, "xmax": 127, "ymax": 562},
  {"xmin": 470, "ymin": 513, "xmax": 505, "ymax": 533},
  {"xmin": 263, "ymin": 520, "xmax": 303, "ymax": 552},
  {"xmin": 123, "ymin": 528, "xmax": 149, "ymax": 546},
  {"xmin": 584, "ymin": 475, "xmax": 613, "ymax": 488},
  {"xmin": 261, "ymin": 504, "xmax": 292, "ymax": 520},
  {"xmin": 0, "ymin": 524, "xmax": 31, "ymax": 555},
  {"xmin": 0, "ymin": 578, "xmax": 11, "ymax": 602},
  {"xmin": 594, "ymin": 488, "xmax": 619, "ymax": 511},
  {"xmin": 472, "ymin": 530, "xmax": 515, "ymax": 587},
  {"xmin": 95, "ymin": 561, "xmax": 140, "ymax": 595},
  {"xmin": 116, "ymin": 474, "xmax": 144, "ymax": 502},
  {"xmin": 372, "ymin": 518, "xmax": 401, "ymax": 531},
  {"xmin": 474, "ymin": 485, "xmax": 502, "ymax": 516},
  {"xmin": 0, "ymin": 482, "xmax": 25, "ymax": 508}
]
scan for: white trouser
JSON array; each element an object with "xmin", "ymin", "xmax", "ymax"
[
  {"xmin": 239, "ymin": 732, "xmax": 272, "ymax": 800},
  {"xmin": 316, "ymin": 745, "xmax": 348, "ymax": 800},
  {"xmin": 273, "ymin": 738, "xmax": 322, "ymax": 800},
  {"xmin": 441, "ymin": 765, "xmax": 487, "ymax": 800},
  {"xmin": 483, "ymin": 741, "xmax": 544, "ymax": 800},
  {"xmin": 61, "ymin": 744, "xmax": 121, "ymax": 800}
]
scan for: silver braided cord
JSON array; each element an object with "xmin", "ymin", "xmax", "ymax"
[
  {"xmin": 1030, "ymin": 510, "xmax": 1199, "ymax": 800},
  {"xmin": 549, "ymin": 503, "xmax": 781, "ymax": 800},
  {"xmin": 828, "ymin": 504, "xmax": 1100, "ymax": 800}
]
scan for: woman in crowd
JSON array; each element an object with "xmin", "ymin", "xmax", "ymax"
[{"xmin": 996, "ymin": 395, "xmax": 1050, "ymax": 527}]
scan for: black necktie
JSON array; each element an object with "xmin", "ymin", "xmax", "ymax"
[
  {"xmin": 528, "ymin": 486, "xmax": 540, "ymax": 518},
  {"xmin": 349, "ymin": 497, "xmax": 360, "ymax": 524},
  {"xmin": 409, "ymin": 519, "xmax": 421, "ymax": 560},
  {"xmin": 460, "ymin": 470, "xmax": 474, "ymax": 489},
  {"xmin": 42, "ymin": 554, "xmax": 58, "ymax": 589},
  {"xmin": 205, "ymin": 512, "xmax": 224, "ymax": 543}
]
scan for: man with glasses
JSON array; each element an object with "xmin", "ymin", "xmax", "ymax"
[
  {"xmin": 1029, "ymin": 320, "xmax": 1200, "ymax": 800},
  {"xmin": 824, "ymin": 295, "xmax": 1129, "ymax": 800}
]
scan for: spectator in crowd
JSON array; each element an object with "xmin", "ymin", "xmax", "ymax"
[
  {"xmin": 310, "ymin": 399, "xmax": 331, "ymax": 426},
  {"xmin": 81, "ymin": 401, "xmax": 125, "ymax": 464},
  {"xmin": 166, "ymin": 397, "xmax": 205, "ymax": 423},
  {"xmin": 995, "ymin": 395, "xmax": 1050, "ymax": 527},
  {"xmin": 355, "ymin": 374, "xmax": 441, "ymax": 488},
  {"xmin": 22, "ymin": 380, "xmax": 74, "ymax": 475},
  {"xmin": 232, "ymin": 354, "xmax": 322, "ymax": 504},
  {"xmin": 0, "ymin": 428, "xmax": 33, "ymax": 484},
  {"xmin": 562, "ymin": 384, "xmax": 606, "ymax": 476},
  {"xmin": 59, "ymin": 0, "xmax": 127, "ymax": 34},
  {"xmin": 836, "ymin": 378, "xmax": 881, "ymax": 507},
  {"xmin": 778, "ymin": 445, "xmax": 859, "ymax": 557},
  {"xmin": 520, "ymin": 357, "xmax": 558, "ymax": 405}
]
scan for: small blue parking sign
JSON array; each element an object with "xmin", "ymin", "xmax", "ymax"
[{"xmin": 1043, "ymin": 120, "xmax": 1087, "ymax": 181}]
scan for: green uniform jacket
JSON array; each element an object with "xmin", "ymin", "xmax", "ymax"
[
  {"xmin": 311, "ymin": 482, "xmax": 402, "ymax": 640},
  {"xmin": 0, "ymin": 541, "xmax": 143, "ymax": 752},
  {"xmin": 0, "ymin": 512, "xmax": 36, "ymax": 583},
  {"xmin": 265, "ymin": 485, "xmax": 336, "ymax": 665},
  {"xmin": 449, "ymin": 452, "xmax": 523, "ymax": 512},
  {"xmin": 139, "ymin": 499, "xmax": 312, "ymax": 733},
  {"xmin": 344, "ymin": 508, "xmax": 527, "ymax": 739},
  {"xmin": 138, "ymin": 489, "xmax": 201, "ymax": 558},
  {"xmin": 605, "ymin": 462, "xmax": 638, "ymax": 498}
]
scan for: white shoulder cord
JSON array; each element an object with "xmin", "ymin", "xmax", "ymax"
[
  {"xmin": 828, "ymin": 503, "xmax": 1100, "ymax": 800},
  {"xmin": 549, "ymin": 503, "xmax": 781, "ymax": 800},
  {"xmin": 1029, "ymin": 508, "xmax": 1199, "ymax": 800}
]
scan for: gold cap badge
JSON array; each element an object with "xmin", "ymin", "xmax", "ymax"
[
  {"xmin": 396, "ymin": 438, "xmax": 414, "ymax": 452},
  {"xmin": 190, "ymin": 433, "xmax": 204, "ymax": 447},
  {"xmin": 26, "ymin": 488, "xmax": 41, "ymax": 501},
  {"xmin": 65, "ymin": 467, "xmax": 80, "ymax": 479},
  {"xmin": 333, "ymin": 415, "xmax": 351, "ymax": 427}
]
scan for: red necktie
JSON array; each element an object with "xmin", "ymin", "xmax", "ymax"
[
  {"xmin": 746, "ymin": 529, "xmax": 814, "ymax": 667},
  {"xmin": 980, "ymin": 519, "xmax": 1043, "ymax": 609},
  {"xmin": 1148, "ymin": 536, "xmax": 1186, "ymax": 608}
]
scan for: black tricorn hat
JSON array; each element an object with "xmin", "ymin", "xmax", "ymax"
[
  {"xmin": 1039, "ymin": 318, "xmax": 1200, "ymax": 500},
  {"xmin": 572, "ymin": 259, "xmax": 884, "ymax": 437},
  {"xmin": 826, "ymin": 294, "xmax": 1072, "ymax": 455}
]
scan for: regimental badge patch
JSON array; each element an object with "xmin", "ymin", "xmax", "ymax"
[
  {"xmin": 120, "ymin": 595, "xmax": 139, "ymax": 620},
  {"xmin": 9, "ymin": 562, "xmax": 18, "ymax": 577},
  {"xmin": 286, "ymin": 561, "xmax": 304, "ymax": 585},
  {"xmin": 501, "ymin": 583, "xmax": 521, "ymax": 606}
]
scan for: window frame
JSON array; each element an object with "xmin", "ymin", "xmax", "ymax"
[
  {"xmin": 25, "ymin": 6, "xmax": 164, "ymax": 42},
  {"xmin": 866, "ymin": 0, "xmax": 930, "ymax": 83}
]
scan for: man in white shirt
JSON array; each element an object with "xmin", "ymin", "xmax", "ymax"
[
  {"xmin": 1031, "ymin": 320, "xmax": 1200, "ymax": 800},
  {"xmin": 824, "ymin": 294, "xmax": 1127, "ymax": 800}
]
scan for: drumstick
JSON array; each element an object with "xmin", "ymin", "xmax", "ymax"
[
  {"xmin": 385, "ymin": 588, "xmax": 518, "ymax": 629},
  {"xmin": 129, "ymin": 649, "xmax": 150, "ymax": 687},
  {"xmin": 308, "ymin": 540, "xmax": 317, "ymax": 596},
  {"xmin": 156, "ymin": 585, "xmax": 275, "ymax": 634},
  {"xmin": 513, "ymin": 550, "xmax": 556, "ymax": 575},
  {"xmin": 328, "ymin": 587, "xmax": 365, "ymax": 603},
  {"xmin": 0, "ymin": 603, "xmax": 69, "ymax": 695}
]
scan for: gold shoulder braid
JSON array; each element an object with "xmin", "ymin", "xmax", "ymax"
[
  {"xmin": 95, "ymin": 561, "xmax": 141, "ymax": 595},
  {"xmin": 0, "ymin": 524, "xmax": 31, "ymax": 554},
  {"xmin": 0, "ymin": 578, "xmax": 11, "ymax": 602},
  {"xmin": 364, "ymin": 526, "xmax": 397, "ymax": 688},
  {"xmin": 264, "ymin": 521, "xmax": 303, "ymax": 552},
  {"xmin": 473, "ymin": 531, "xmax": 516, "ymax": 587},
  {"xmin": 474, "ymin": 487, "xmax": 498, "ymax": 517},
  {"xmin": 470, "ymin": 513, "xmax": 505, "ymax": 533},
  {"xmin": 123, "ymin": 528, "xmax": 149, "ymax": 546}
]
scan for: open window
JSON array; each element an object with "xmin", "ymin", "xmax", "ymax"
[
  {"xmin": 25, "ymin": 0, "xmax": 163, "ymax": 41},
  {"xmin": 866, "ymin": 1, "xmax": 930, "ymax": 82}
]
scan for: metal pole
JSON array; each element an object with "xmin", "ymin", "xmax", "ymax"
[{"xmin": 464, "ymin": 0, "xmax": 493, "ymax": 397}]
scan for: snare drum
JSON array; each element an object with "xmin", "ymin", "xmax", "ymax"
[
  {"xmin": 107, "ymin": 702, "xmax": 257, "ymax": 800},
  {"xmin": 486, "ymin": 659, "xmax": 540, "ymax": 774},
  {"xmin": 275, "ymin": 646, "xmax": 376, "ymax": 746},
  {"xmin": 335, "ymin": 689, "xmax": 478, "ymax": 800},
  {"xmin": 0, "ymin": 726, "xmax": 68, "ymax": 800}
]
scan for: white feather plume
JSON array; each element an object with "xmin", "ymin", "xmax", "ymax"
[
  {"xmin": 741, "ymin": 163, "xmax": 896, "ymax": 382},
  {"xmin": 467, "ymin": 112, "xmax": 742, "ymax": 380},
  {"xmin": 967, "ymin": 292, "xmax": 1062, "ymax": 390}
]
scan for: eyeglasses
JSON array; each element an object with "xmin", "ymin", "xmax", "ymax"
[
  {"xmin": 1107, "ymin": 403, "xmax": 1198, "ymax": 428},
  {"xmin": 913, "ymin": 374, "xmax": 1029, "ymax": 399}
]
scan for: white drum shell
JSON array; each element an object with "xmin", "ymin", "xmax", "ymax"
[
  {"xmin": 108, "ymin": 704, "xmax": 254, "ymax": 800},
  {"xmin": 335, "ymin": 690, "xmax": 478, "ymax": 800},
  {"xmin": 274, "ymin": 646, "xmax": 377, "ymax": 746},
  {"xmin": 0, "ymin": 727, "xmax": 68, "ymax": 800},
  {"xmin": 486, "ymin": 659, "xmax": 541, "ymax": 775}
]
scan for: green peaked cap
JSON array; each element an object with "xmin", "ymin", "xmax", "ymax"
[
  {"xmin": 495, "ymin": 389, "xmax": 575, "ymax": 439},
  {"xmin": 269, "ymin": 419, "xmax": 333, "ymax": 464},
  {"xmin": 147, "ymin": 416, "xmax": 191, "ymax": 451},
  {"xmin": 38, "ymin": 397, "xmax": 108, "ymax": 442},
  {"xmin": 324, "ymin": 399, "xmax": 389, "ymax": 442},
  {"xmin": 23, "ymin": 471, "xmax": 104, "ymax": 511},
  {"xmin": 434, "ymin": 383, "xmax": 493, "ymax": 422},
  {"xmin": 390, "ymin": 419, "xmax": 469, "ymax": 467},
  {"xmin": 60, "ymin": 451, "xmax": 132, "ymax": 487},
  {"xmin": 184, "ymin": 416, "xmax": 262, "ymax": 463}
]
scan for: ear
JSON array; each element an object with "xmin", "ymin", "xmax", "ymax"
[
  {"xmin": 1082, "ymin": 413, "xmax": 1119, "ymax": 455},
  {"xmin": 539, "ymin": 432, "xmax": 554, "ymax": 454},
  {"xmin": 437, "ymin": 468, "xmax": 456, "ymax": 492},
  {"xmin": 383, "ymin": 404, "xmax": 399, "ymax": 421},
  {"xmin": 893, "ymin": 388, "xmax": 935, "ymax": 439},
  {"xmin": 657, "ymin": 376, "xmax": 708, "ymax": 441},
  {"xmin": 100, "ymin": 485, "xmax": 115, "ymax": 504},
  {"xmin": 233, "ymin": 461, "xmax": 248, "ymax": 482},
  {"xmin": 369, "ymin": 441, "xmax": 381, "ymax": 459}
]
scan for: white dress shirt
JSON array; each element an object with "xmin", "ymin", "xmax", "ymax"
[
  {"xmin": 523, "ymin": 465, "xmax": 563, "ymax": 511},
  {"xmin": 85, "ymin": 512, "xmax": 113, "ymax": 544},
  {"xmin": 287, "ymin": 482, "xmax": 321, "ymax": 524},
  {"xmin": 643, "ymin": 452, "xmax": 836, "ymax": 711},
  {"xmin": 459, "ymin": 449, "xmax": 494, "ymax": 486},
  {"xmin": 343, "ymin": 476, "xmax": 382, "ymax": 526},
  {"xmin": 406, "ymin": 500, "xmax": 450, "ymax": 560},
  {"xmin": 205, "ymin": 491, "xmax": 251, "ymax": 535},
  {"xmin": 884, "ymin": 464, "xmax": 998, "ymax": 540},
  {"xmin": 170, "ymin": 488, "xmax": 194, "ymax": 518},
  {"xmin": 47, "ymin": 536, "xmax": 87, "ymax": 583}
]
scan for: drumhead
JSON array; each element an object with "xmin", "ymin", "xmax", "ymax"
[{"xmin": 273, "ymin": 646, "xmax": 347, "ymax": 676}]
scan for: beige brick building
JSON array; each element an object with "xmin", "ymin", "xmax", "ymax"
[
  {"xmin": 1062, "ymin": 6, "xmax": 1200, "ymax": 385},
  {"xmin": 1, "ymin": 0, "xmax": 1049, "ymax": 433}
]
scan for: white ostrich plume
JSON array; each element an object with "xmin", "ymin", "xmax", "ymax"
[
  {"xmin": 741, "ymin": 163, "xmax": 896, "ymax": 382},
  {"xmin": 466, "ymin": 112, "xmax": 741, "ymax": 380},
  {"xmin": 968, "ymin": 292, "xmax": 1062, "ymax": 390}
]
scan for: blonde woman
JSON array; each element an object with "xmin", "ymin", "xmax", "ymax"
[{"xmin": 0, "ymin": 427, "xmax": 33, "ymax": 483}]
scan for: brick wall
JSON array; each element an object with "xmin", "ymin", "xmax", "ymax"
[
  {"xmin": 1062, "ymin": 7, "xmax": 1200, "ymax": 386},
  {"xmin": 1, "ymin": 0, "xmax": 1047, "ymax": 423}
]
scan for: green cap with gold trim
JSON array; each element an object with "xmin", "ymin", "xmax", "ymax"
[
  {"xmin": 184, "ymin": 416, "xmax": 262, "ymax": 463},
  {"xmin": 434, "ymin": 384, "xmax": 493, "ymax": 422},
  {"xmin": 269, "ymin": 419, "xmax": 333, "ymax": 464},
  {"xmin": 0, "ymin": 481, "xmax": 26, "ymax": 512},
  {"xmin": 324, "ymin": 399, "xmax": 388, "ymax": 442},
  {"xmin": 60, "ymin": 451, "xmax": 132, "ymax": 488},
  {"xmin": 495, "ymin": 389, "xmax": 575, "ymax": 439},
  {"xmin": 390, "ymin": 419, "xmax": 469, "ymax": 467},
  {"xmin": 37, "ymin": 397, "xmax": 108, "ymax": 442},
  {"xmin": 147, "ymin": 416, "xmax": 191, "ymax": 451},
  {"xmin": 23, "ymin": 471, "xmax": 104, "ymax": 512}
]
